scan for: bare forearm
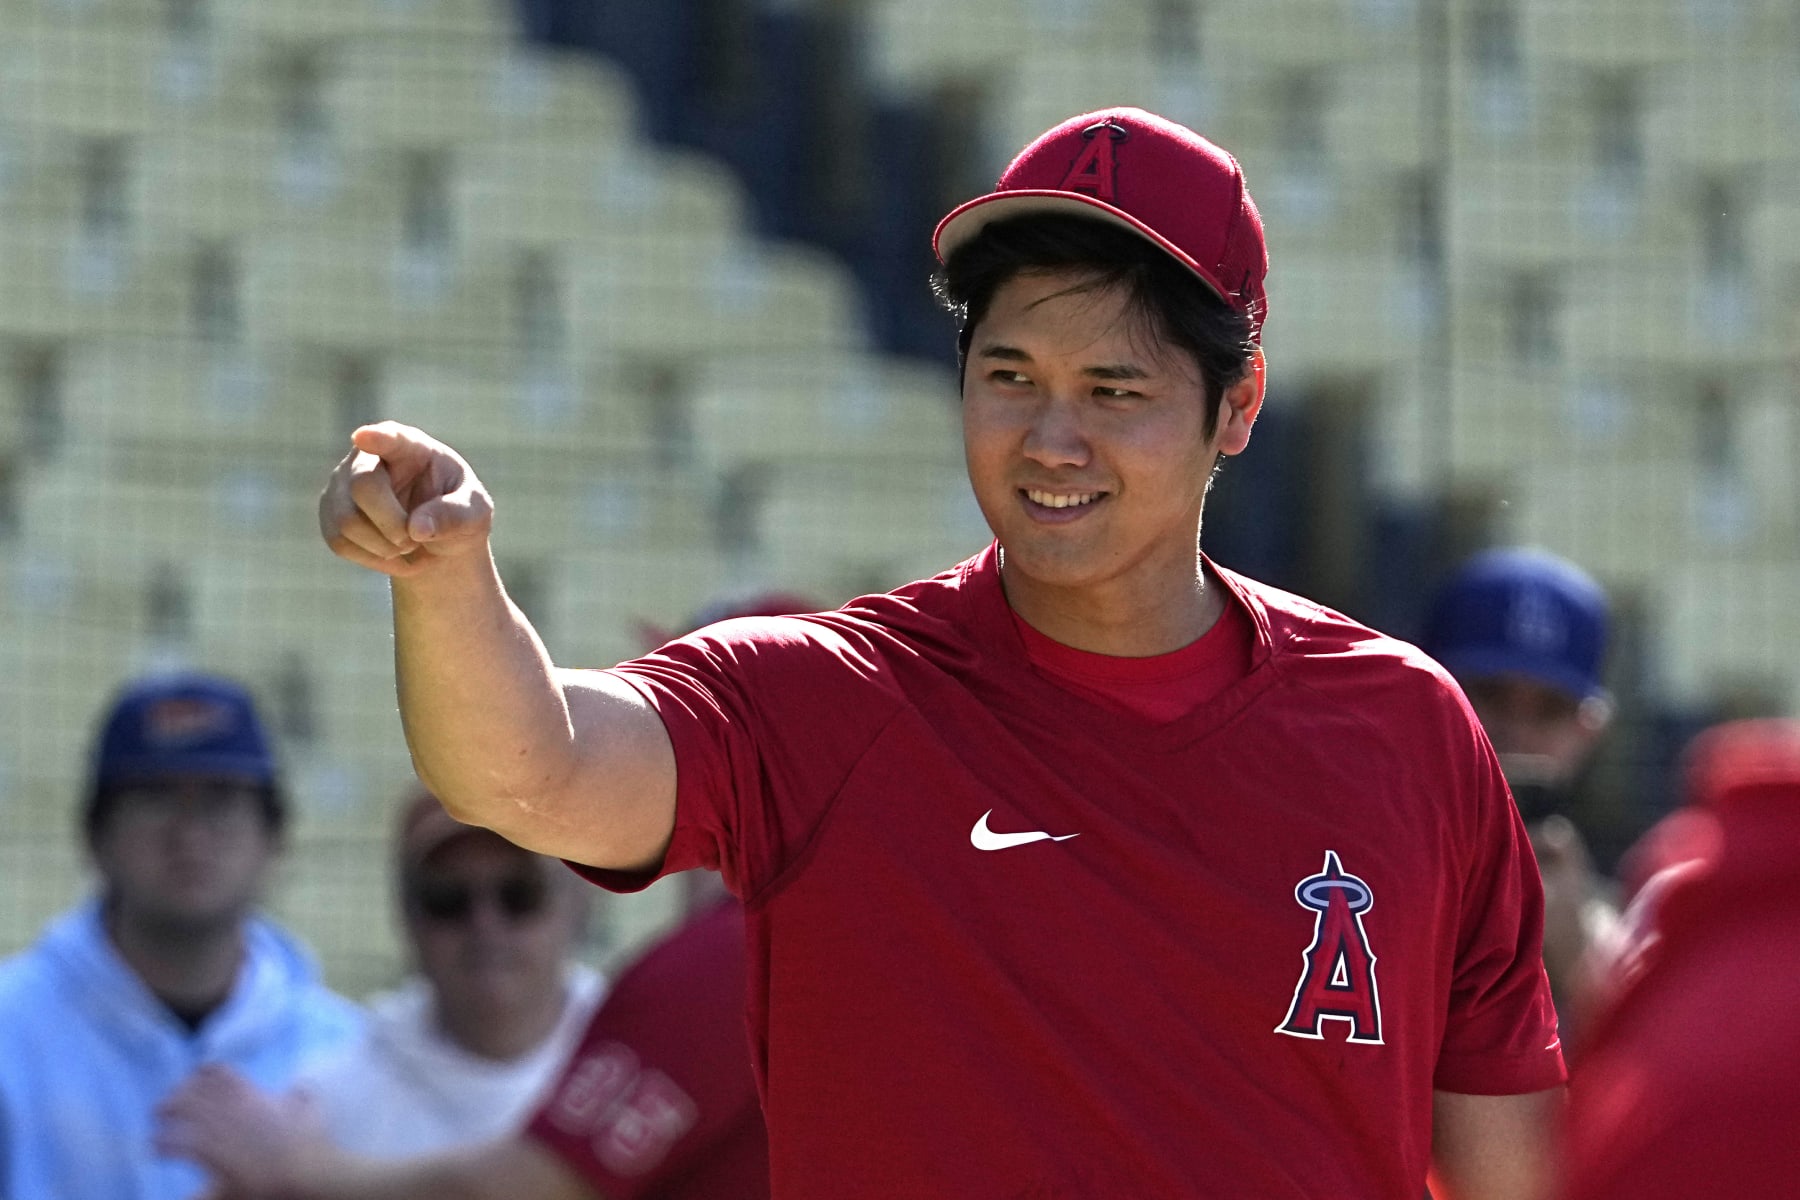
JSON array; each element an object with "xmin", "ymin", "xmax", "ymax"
[
  {"xmin": 390, "ymin": 549, "xmax": 580, "ymax": 833},
  {"xmin": 318, "ymin": 423, "xmax": 676, "ymax": 869},
  {"xmin": 285, "ymin": 1140, "xmax": 596, "ymax": 1200},
  {"xmin": 1430, "ymin": 1088, "xmax": 1560, "ymax": 1200}
]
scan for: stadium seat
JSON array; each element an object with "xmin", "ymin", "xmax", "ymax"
[
  {"xmin": 749, "ymin": 458, "xmax": 991, "ymax": 603},
  {"xmin": 1199, "ymin": 0, "xmax": 1388, "ymax": 70},
  {"xmin": 1560, "ymin": 260, "xmax": 1781, "ymax": 369},
  {"xmin": 1503, "ymin": 452, "xmax": 1701, "ymax": 586},
  {"xmin": 564, "ymin": 234, "xmax": 869, "ymax": 362},
  {"xmin": 132, "ymin": 126, "xmax": 427, "ymax": 243},
  {"xmin": 0, "ymin": 604, "xmax": 168, "ymax": 841},
  {"xmin": 0, "ymin": 15, "xmax": 183, "ymax": 138},
  {"xmin": 321, "ymin": 41, "xmax": 628, "ymax": 152},
  {"xmin": 480, "ymin": 451, "xmax": 717, "ymax": 562},
  {"xmin": 1746, "ymin": 192, "xmax": 1800, "ymax": 288},
  {"xmin": 1641, "ymin": 57, "xmax": 1800, "ymax": 174},
  {"xmin": 241, "ymin": 232, "xmax": 528, "ymax": 362},
  {"xmin": 0, "ymin": 124, "xmax": 94, "ymax": 225},
  {"xmin": 683, "ymin": 352, "xmax": 960, "ymax": 475},
  {"xmin": 1733, "ymin": 384, "xmax": 1798, "ymax": 540},
  {"xmin": 59, "ymin": 337, "xmax": 344, "ymax": 455},
  {"xmin": 378, "ymin": 357, "xmax": 658, "ymax": 458},
  {"xmin": 862, "ymin": 0, "xmax": 1017, "ymax": 95},
  {"xmin": 0, "ymin": 215, "xmax": 195, "ymax": 341},
  {"xmin": 453, "ymin": 137, "xmax": 743, "ymax": 253},
  {"xmin": 206, "ymin": 0, "xmax": 511, "ymax": 48},
  {"xmin": 1657, "ymin": 548, "xmax": 1800, "ymax": 709},
  {"xmin": 1518, "ymin": 0, "xmax": 1693, "ymax": 67},
  {"xmin": 1447, "ymin": 153, "xmax": 1694, "ymax": 269},
  {"xmin": 1259, "ymin": 251, "xmax": 1431, "ymax": 378},
  {"xmin": 1321, "ymin": 61, "xmax": 1428, "ymax": 170},
  {"xmin": 544, "ymin": 542, "xmax": 736, "ymax": 670}
]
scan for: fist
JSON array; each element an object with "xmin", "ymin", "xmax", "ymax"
[{"xmin": 318, "ymin": 421, "xmax": 494, "ymax": 577}]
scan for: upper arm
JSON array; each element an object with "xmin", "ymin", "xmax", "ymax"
[
  {"xmin": 1429, "ymin": 1088, "xmax": 1561, "ymax": 1200},
  {"xmin": 477, "ymin": 667, "xmax": 677, "ymax": 873}
]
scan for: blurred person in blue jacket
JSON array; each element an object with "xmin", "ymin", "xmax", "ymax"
[{"xmin": 0, "ymin": 673, "xmax": 361, "ymax": 1200}]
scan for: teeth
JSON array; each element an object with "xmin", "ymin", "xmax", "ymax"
[{"xmin": 1026, "ymin": 489, "xmax": 1102, "ymax": 509}]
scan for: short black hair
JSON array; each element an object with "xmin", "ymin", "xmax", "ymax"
[{"xmin": 931, "ymin": 214, "xmax": 1258, "ymax": 440}]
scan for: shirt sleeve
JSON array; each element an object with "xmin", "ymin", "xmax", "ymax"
[
  {"xmin": 1433, "ymin": 714, "xmax": 1568, "ymax": 1095},
  {"xmin": 572, "ymin": 615, "xmax": 903, "ymax": 902}
]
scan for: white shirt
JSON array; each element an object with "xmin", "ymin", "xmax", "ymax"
[{"xmin": 301, "ymin": 964, "xmax": 605, "ymax": 1158}]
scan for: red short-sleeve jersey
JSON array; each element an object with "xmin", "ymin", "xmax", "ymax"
[
  {"xmin": 525, "ymin": 901, "xmax": 768, "ymax": 1199},
  {"xmin": 581, "ymin": 544, "xmax": 1562, "ymax": 1197}
]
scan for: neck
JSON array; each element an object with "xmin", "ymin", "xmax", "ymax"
[
  {"xmin": 436, "ymin": 976, "xmax": 568, "ymax": 1061},
  {"xmin": 1000, "ymin": 549, "xmax": 1224, "ymax": 657},
  {"xmin": 106, "ymin": 903, "xmax": 247, "ymax": 1022}
]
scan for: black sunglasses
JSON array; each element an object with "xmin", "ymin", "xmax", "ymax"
[{"xmin": 412, "ymin": 874, "xmax": 550, "ymax": 923}]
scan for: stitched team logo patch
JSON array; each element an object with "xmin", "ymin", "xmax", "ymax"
[
  {"xmin": 1275, "ymin": 851, "xmax": 1384, "ymax": 1045},
  {"xmin": 1059, "ymin": 118, "xmax": 1129, "ymax": 200}
]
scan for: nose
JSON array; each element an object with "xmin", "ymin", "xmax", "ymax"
[{"xmin": 1020, "ymin": 392, "xmax": 1090, "ymax": 470}]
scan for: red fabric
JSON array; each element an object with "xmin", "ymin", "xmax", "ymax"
[
  {"xmin": 1559, "ymin": 787, "xmax": 1800, "ymax": 1200},
  {"xmin": 581, "ymin": 544, "xmax": 1562, "ymax": 1197},
  {"xmin": 934, "ymin": 108, "xmax": 1269, "ymax": 338},
  {"xmin": 524, "ymin": 901, "xmax": 767, "ymax": 1200},
  {"xmin": 1010, "ymin": 584, "xmax": 1253, "ymax": 721}
]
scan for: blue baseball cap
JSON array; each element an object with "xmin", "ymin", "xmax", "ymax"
[
  {"xmin": 1422, "ymin": 548, "xmax": 1610, "ymax": 701},
  {"xmin": 86, "ymin": 673, "xmax": 282, "ymax": 834}
]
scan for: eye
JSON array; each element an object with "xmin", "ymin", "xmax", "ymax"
[
  {"xmin": 988, "ymin": 370, "xmax": 1031, "ymax": 387},
  {"xmin": 1093, "ymin": 386, "xmax": 1142, "ymax": 400}
]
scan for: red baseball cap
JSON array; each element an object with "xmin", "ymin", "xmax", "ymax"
[
  {"xmin": 933, "ymin": 107, "xmax": 1269, "ymax": 341},
  {"xmin": 1683, "ymin": 719, "xmax": 1800, "ymax": 812}
]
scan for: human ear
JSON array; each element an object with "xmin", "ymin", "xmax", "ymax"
[{"xmin": 1215, "ymin": 347, "xmax": 1266, "ymax": 456}]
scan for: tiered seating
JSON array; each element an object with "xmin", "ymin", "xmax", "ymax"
[
  {"xmin": 1657, "ymin": 550, "xmax": 1800, "ymax": 712},
  {"xmin": 682, "ymin": 353, "xmax": 959, "ymax": 475},
  {"xmin": 750, "ymin": 457, "xmax": 991, "ymax": 603},
  {"xmin": 59, "ymin": 338, "xmax": 344, "ymax": 453}
]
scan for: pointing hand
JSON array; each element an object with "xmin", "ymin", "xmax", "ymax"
[{"xmin": 318, "ymin": 422, "xmax": 494, "ymax": 577}]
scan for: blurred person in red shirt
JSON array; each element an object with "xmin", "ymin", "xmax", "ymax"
[{"xmin": 1557, "ymin": 718, "xmax": 1800, "ymax": 1200}]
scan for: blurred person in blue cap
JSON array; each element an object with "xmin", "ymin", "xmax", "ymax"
[
  {"xmin": 1423, "ymin": 547, "xmax": 1620, "ymax": 1048},
  {"xmin": 0, "ymin": 672, "xmax": 361, "ymax": 1200}
]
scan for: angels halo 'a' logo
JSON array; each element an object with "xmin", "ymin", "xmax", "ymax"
[
  {"xmin": 1058, "ymin": 119, "xmax": 1129, "ymax": 201},
  {"xmin": 1275, "ymin": 851, "xmax": 1383, "ymax": 1044}
]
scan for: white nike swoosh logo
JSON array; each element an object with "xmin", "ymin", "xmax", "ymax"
[{"xmin": 970, "ymin": 809, "xmax": 1080, "ymax": 851}]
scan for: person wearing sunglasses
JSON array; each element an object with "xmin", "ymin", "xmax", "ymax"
[{"xmin": 293, "ymin": 788, "xmax": 604, "ymax": 1157}]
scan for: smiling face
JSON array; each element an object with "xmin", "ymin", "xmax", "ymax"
[{"xmin": 961, "ymin": 268, "xmax": 1261, "ymax": 644}]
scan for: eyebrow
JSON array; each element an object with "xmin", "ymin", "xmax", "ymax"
[{"xmin": 972, "ymin": 343, "xmax": 1152, "ymax": 381}]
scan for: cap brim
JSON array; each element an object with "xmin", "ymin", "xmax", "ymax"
[
  {"xmin": 933, "ymin": 190, "xmax": 1235, "ymax": 308},
  {"xmin": 97, "ymin": 755, "xmax": 275, "ymax": 790}
]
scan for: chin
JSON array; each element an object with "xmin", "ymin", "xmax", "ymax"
[{"xmin": 998, "ymin": 537, "xmax": 1113, "ymax": 591}]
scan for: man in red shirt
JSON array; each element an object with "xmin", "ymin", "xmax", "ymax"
[
  {"xmin": 1558, "ymin": 718, "xmax": 1800, "ymax": 1200},
  {"xmin": 315, "ymin": 108, "xmax": 1562, "ymax": 1197}
]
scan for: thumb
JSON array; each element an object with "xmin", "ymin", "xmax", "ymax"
[{"xmin": 407, "ymin": 483, "xmax": 492, "ymax": 545}]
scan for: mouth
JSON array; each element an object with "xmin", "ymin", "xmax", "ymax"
[{"xmin": 1020, "ymin": 487, "xmax": 1108, "ymax": 519}]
